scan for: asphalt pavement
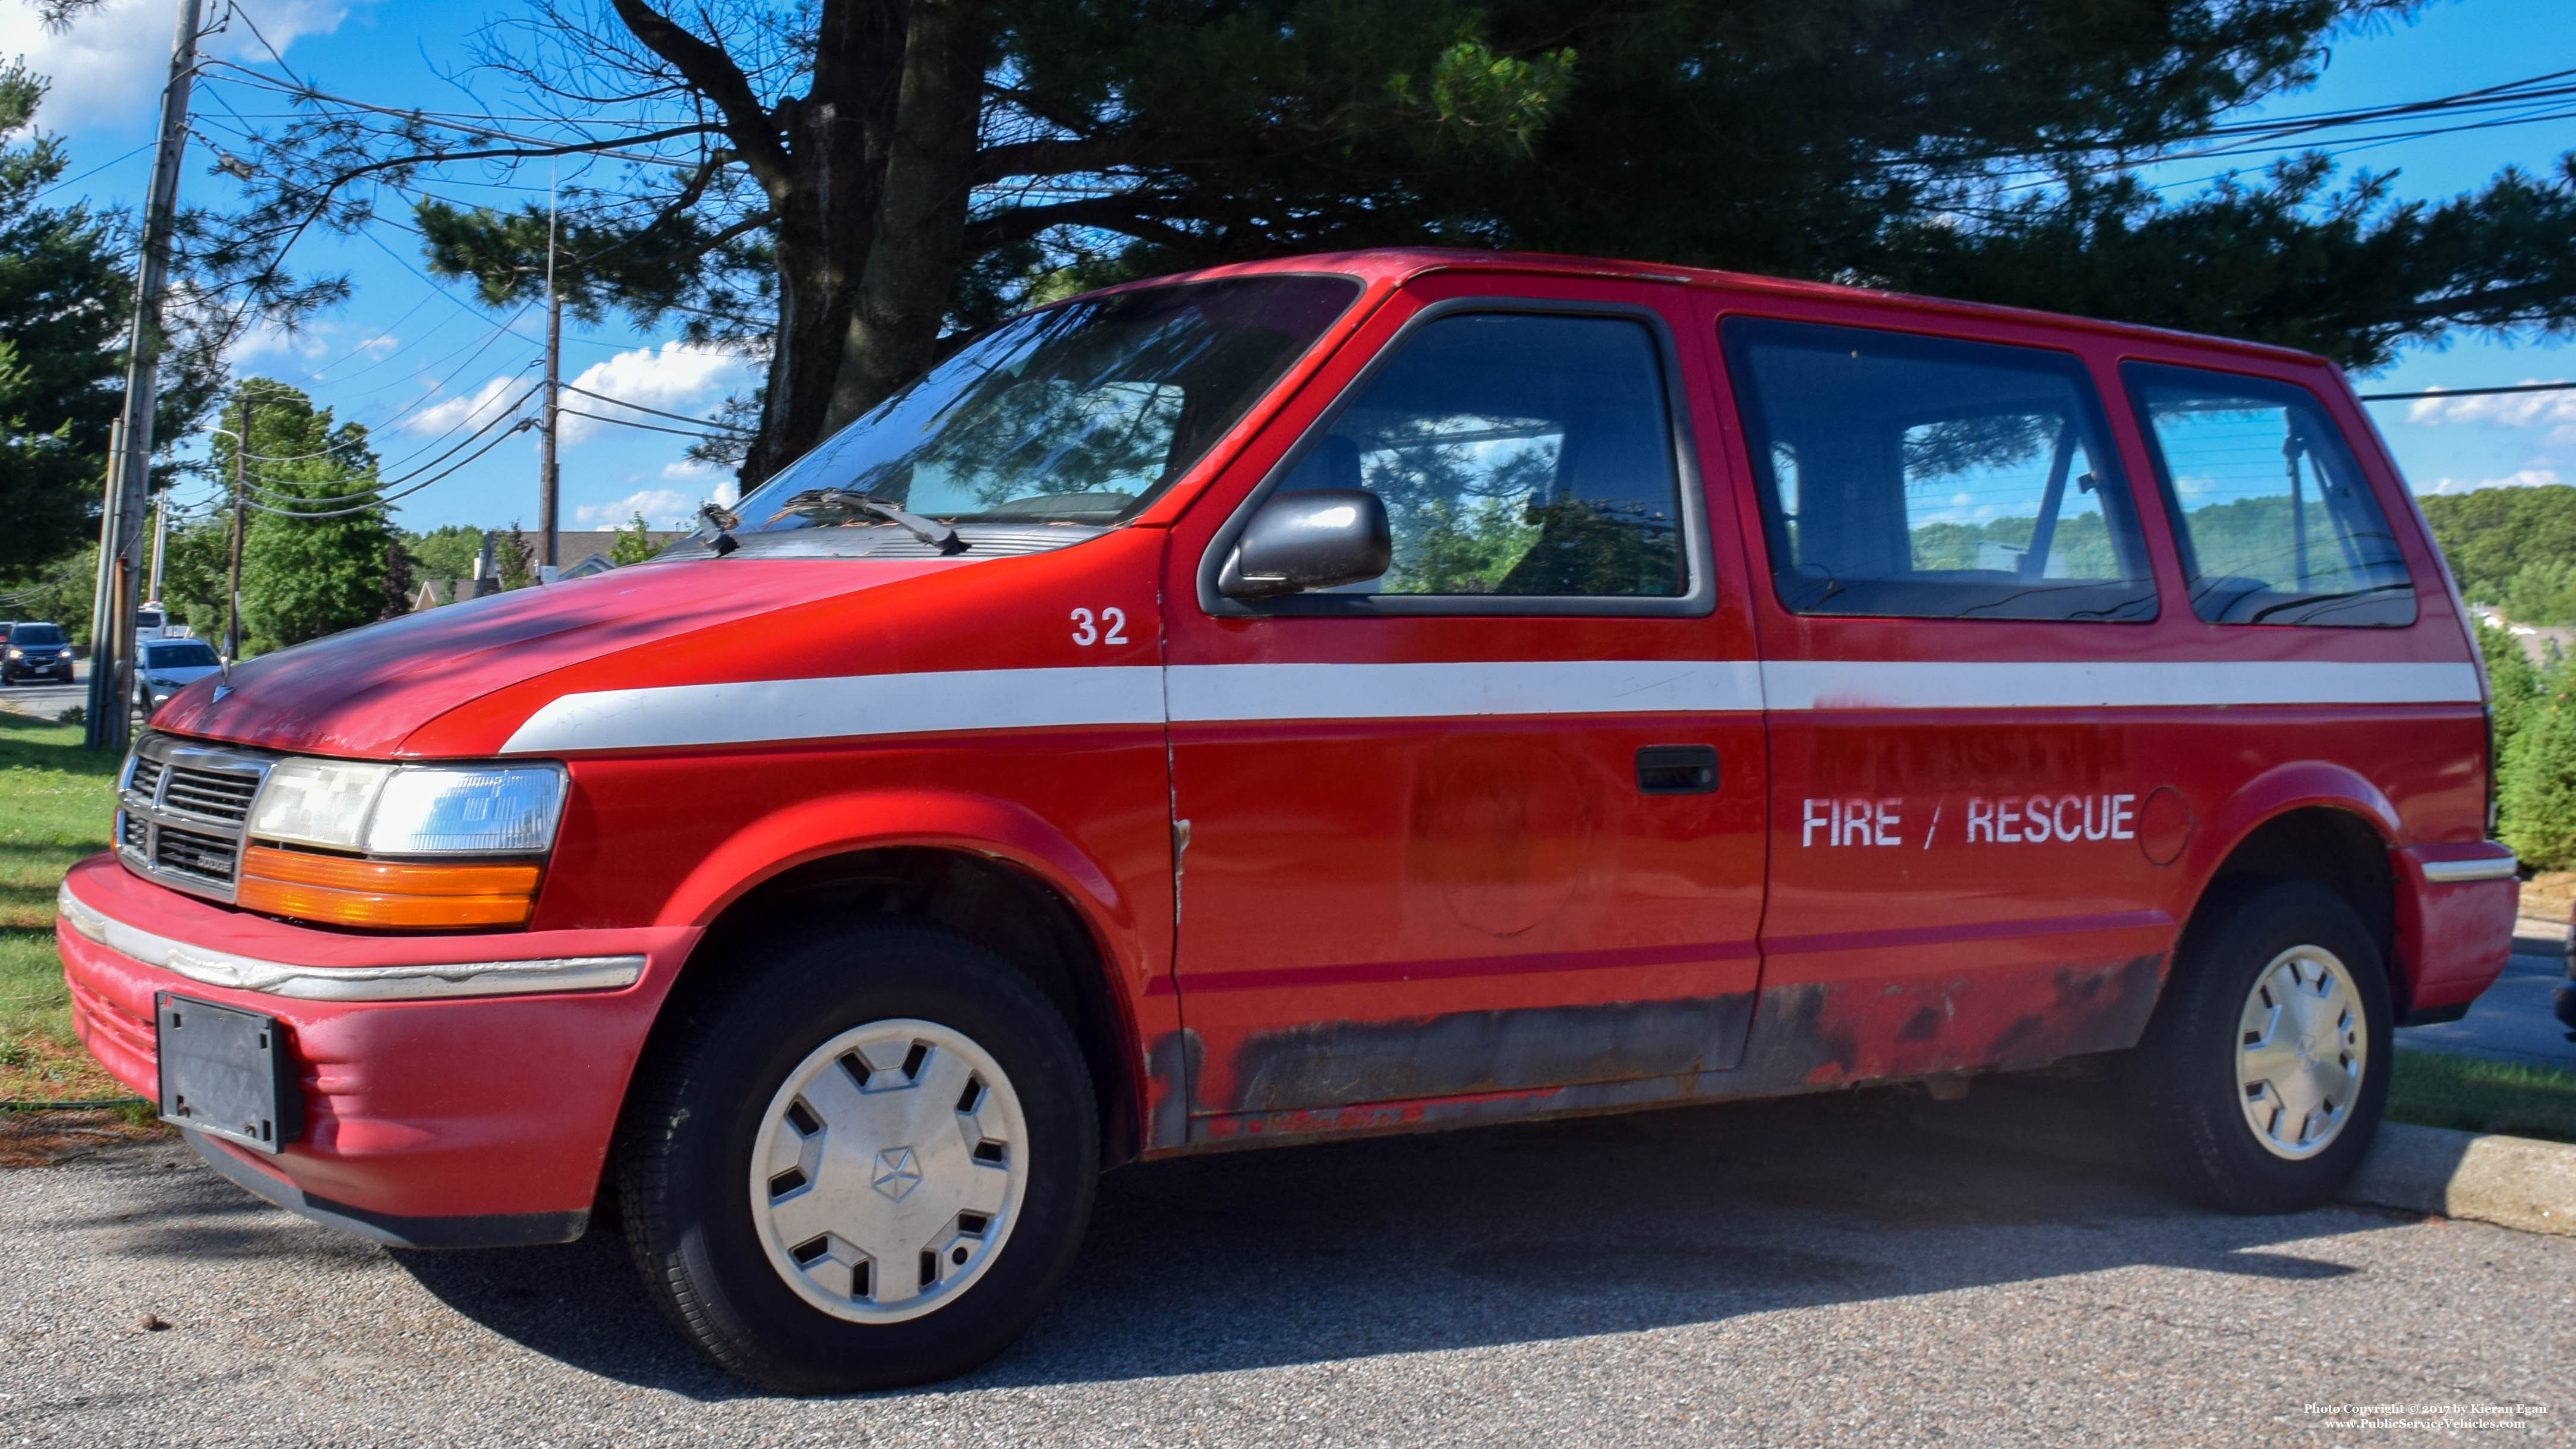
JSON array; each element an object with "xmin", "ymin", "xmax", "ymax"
[
  {"xmin": 2397, "ymin": 945, "xmax": 2576, "ymax": 1071},
  {"xmin": 0, "ymin": 656, "xmax": 87, "ymax": 722},
  {"xmin": 0, "ymin": 1081, "xmax": 2564, "ymax": 1447}
]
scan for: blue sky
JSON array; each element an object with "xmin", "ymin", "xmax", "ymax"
[{"xmin": 2, "ymin": 0, "xmax": 2571, "ymax": 536}]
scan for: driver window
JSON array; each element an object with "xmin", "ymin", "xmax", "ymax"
[{"xmin": 1272, "ymin": 311, "xmax": 1688, "ymax": 597}]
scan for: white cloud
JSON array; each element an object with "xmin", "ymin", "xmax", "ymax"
[
  {"xmin": 562, "ymin": 341, "xmax": 750, "ymax": 445},
  {"xmin": 0, "ymin": 0, "xmax": 350, "ymax": 131},
  {"xmin": 2420, "ymin": 468, "xmax": 2564, "ymax": 496},
  {"xmin": 232, "ymin": 319, "xmax": 398, "ymax": 366},
  {"xmin": 401, "ymin": 374, "xmax": 525, "ymax": 437},
  {"xmin": 2405, "ymin": 383, "xmax": 2576, "ymax": 430},
  {"xmin": 575, "ymin": 488, "xmax": 700, "ymax": 530}
]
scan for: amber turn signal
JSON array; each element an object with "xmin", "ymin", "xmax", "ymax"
[{"xmin": 237, "ymin": 846, "xmax": 541, "ymax": 929}]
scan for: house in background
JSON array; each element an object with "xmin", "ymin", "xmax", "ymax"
[{"xmin": 411, "ymin": 528, "xmax": 689, "ymax": 608}]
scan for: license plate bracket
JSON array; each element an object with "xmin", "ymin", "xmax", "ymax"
[{"xmin": 155, "ymin": 992, "xmax": 299, "ymax": 1154}]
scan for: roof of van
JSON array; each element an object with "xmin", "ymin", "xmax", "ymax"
[{"xmin": 1093, "ymin": 247, "xmax": 2331, "ymax": 369}]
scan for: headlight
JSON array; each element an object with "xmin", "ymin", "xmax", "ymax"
[
  {"xmin": 366, "ymin": 767, "xmax": 564, "ymax": 853},
  {"xmin": 250, "ymin": 760, "xmax": 564, "ymax": 855},
  {"xmin": 251, "ymin": 760, "xmax": 392, "ymax": 848}
]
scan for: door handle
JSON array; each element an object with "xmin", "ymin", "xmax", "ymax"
[{"xmin": 1635, "ymin": 745, "xmax": 1719, "ymax": 795}]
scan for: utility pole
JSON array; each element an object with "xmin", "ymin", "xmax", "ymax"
[
  {"xmin": 538, "ymin": 174, "xmax": 561, "ymax": 579},
  {"xmin": 225, "ymin": 391, "xmax": 253, "ymax": 662},
  {"xmin": 147, "ymin": 497, "xmax": 167, "ymax": 604},
  {"xmin": 83, "ymin": 417, "xmax": 121, "ymax": 665},
  {"xmin": 86, "ymin": 0, "xmax": 204, "ymax": 751}
]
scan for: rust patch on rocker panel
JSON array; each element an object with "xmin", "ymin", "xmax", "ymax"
[
  {"xmin": 1221, "ymin": 993, "xmax": 1756, "ymax": 1116},
  {"xmin": 1168, "ymin": 955, "xmax": 2168, "ymax": 1153},
  {"xmin": 1143, "ymin": 1028, "xmax": 1202, "ymax": 1153}
]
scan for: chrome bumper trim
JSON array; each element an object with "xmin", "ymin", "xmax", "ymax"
[
  {"xmin": 2419, "ymin": 852, "xmax": 2519, "ymax": 884},
  {"xmin": 56, "ymin": 881, "xmax": 643, "ymax": 1002}
]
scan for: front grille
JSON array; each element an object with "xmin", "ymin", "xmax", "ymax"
[
  {"xmin": 154, "ymin": 823, "xmax": 239, "ymax": 884},
  {"xmin": 160, "ymin": 766, "xmax": 260, "ymax": 823},
  {"xmin": 115, "ymin": 733, "xmax": 276, "ymax": 904}
]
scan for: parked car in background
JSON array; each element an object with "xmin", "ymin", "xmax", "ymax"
[
  {"xmin": 3, "ymin": 622, "xmax": 75, "ymax": 683},
  {"xmin": 135, "ymin": 639, "xmax": 222, "ymax": 714},
  {"xmin": 58, "ymin": 249, "xmax": 2518, "ymax": 1394}
]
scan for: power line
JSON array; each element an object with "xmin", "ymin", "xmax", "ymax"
[
  {"xmin": 560, "ymin": 383, "xmax": 754, "ymax": 433},
  {"xmin": 240, "ymin": 414, "xmax": 539, "ymax": 517},
  {"xmin": 2359, "ymin": 380, "xmax": 2576, "ymax": 402},
  {"xmin": 555, "ymin": 407, "xmax": 732, "ymax": 440}
]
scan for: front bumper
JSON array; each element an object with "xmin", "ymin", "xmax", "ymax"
[{"xmin": 56, "ymin": 853, "xmax": 699, "ymax": 1246}]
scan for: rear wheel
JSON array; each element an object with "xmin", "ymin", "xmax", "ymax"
[
  {"xmin": 2127, "ymin": 880, "xmax": 2391, "ymax": 1213},
  {"xmin": 617, "ymin": 921, "xmax": 1098, "ymax": 1392}
]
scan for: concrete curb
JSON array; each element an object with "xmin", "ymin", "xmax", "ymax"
[{"xmin": 2341, "ymin": 1122, "xmax": 2576, "ymax": 1237}]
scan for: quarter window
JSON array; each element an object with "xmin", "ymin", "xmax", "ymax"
[
  {"xmin": 2125, "ymin": 363, "xmax": 2415, "ymax": 626},
  {"xmin": 1721, "ymin": 318, "xmax": 2155, "ymax": 622},
  {"xmin": 1271, "ymin": 312, "xmax": 1688, "ymax": 598}
]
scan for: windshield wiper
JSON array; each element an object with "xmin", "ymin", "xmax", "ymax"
[{"xmin": 775, "ymin": 489, "xmax": 971, "ymax": 555}]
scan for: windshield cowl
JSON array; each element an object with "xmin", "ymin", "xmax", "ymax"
[{"xmin": 660, "ymin": 518, "xmax": 1119, "ymax": 563}]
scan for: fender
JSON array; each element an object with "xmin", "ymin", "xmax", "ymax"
[
  {"xmin": 655, "ymin": 787, "xmax": 1145, "ymax": 967},
  {"xmin": 2195, "ymin": 760, "xmax": 2402, "ymax": 871}
]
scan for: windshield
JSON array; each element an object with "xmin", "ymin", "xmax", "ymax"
[
  {"xmin": 147, "ymin": 641, "xmax": 217, "ymax": 669},
  {"xmin": 11, "ymin": 625, "xmax": 62, "ymax": 645},
  {"xmin": 726, "ymin": 276, "xmax": 1358, "ymax": 537}
]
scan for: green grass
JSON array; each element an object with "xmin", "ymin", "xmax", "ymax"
[
  {"xmin": 0, "ymin": 711, "xmax": 126, "ymax": 1101},
  {"xmin": 2388, "ymin": 1048, "xmax": 2576, "ymax": 1145}
]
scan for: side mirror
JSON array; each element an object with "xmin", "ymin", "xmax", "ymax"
[{"xmin": 1219, "ymin": 489, "xmax": 1393, "ymax": 600}]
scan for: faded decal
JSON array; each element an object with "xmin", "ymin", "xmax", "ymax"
[{"xmin": 1407, "ymin": 737, "xmax": 1599, "ymax": 937}]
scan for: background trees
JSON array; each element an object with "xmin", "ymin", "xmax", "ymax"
[
  {"xmin": 0, "ymin": 61, "xmax": 137, "ymax": 575},
  {"xmin": 190, "ymin": 382, "xmax": 401, "ymax": 655},
  {"xmin": 189, "ymin": 0, "xmax": 2576, "ymax": 494}
]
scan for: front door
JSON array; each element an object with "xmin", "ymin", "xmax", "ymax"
[{"xmin": 1162, "ymin": 275, "xmax": 1768, "ymax": 1136}]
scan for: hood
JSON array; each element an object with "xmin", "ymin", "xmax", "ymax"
[{"xmin": 151, "ymin": 556, "xmax": 957, "ymax": 757}]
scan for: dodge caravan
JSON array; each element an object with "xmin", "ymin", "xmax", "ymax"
[{"xmin": 59, "ymin": 249, "xmax": 2515, "ymax": 1391}]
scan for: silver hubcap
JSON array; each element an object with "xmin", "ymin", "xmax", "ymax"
[
  {"xmin": 2234, "ymin": 945, "xmax": 2367, "ymax": 1161},
  {"xmin": 749, "ymin": 1018, "xmax": 1027, "ymax": 1324}
]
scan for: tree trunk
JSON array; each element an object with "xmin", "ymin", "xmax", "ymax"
[
  {"xmin": 714, "ymin": 0, "xmax": 985, "ymax": 485},
  {"xmin": 826, "ymin": 0, "xmax": 988, "ymax": 437}
]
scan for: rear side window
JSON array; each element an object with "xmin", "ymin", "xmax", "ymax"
[
  {"xmin": 1276, "ymin": 311, "xmax": 1688, "ymax": 598},
  {"xmin": 2125, "ymin": 363, "xmax": 2414, "ymax": 626},
  {"xmin": 1721, "ymin": 319, "xmax": 2154, "ymax": 622}
]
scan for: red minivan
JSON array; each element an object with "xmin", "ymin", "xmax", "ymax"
[{"xmin": 60, "ymin": 250, "xmax": 2515, "ymax": 1390}]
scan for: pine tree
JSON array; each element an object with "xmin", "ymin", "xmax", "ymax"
[{"xmin": 2501, "ymin": 685, "xmax": 2576, "ymax": 871}]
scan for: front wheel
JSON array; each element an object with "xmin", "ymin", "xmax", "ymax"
[
  {"xmin": 617, "ymin": 922, "xmax": 1099, "ymax": 1392},
  {"xmin": 2126, "ymin": 880, "xmax": 2392, "ymax": 1214}
]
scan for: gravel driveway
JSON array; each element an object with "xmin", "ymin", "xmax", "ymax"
[{"xmin": 0, "ymin": 1082, "xmax": 2566, "ymax": 1447}]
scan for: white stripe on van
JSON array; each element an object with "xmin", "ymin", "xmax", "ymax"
[
  {"xmin": 1759, "ymin": 659, "xmax": 2481, "ymax": 711},
  {"xmin": 499, "ymin": 666, "xmax": 1165, "ymax": 754},
  {"xmin": 1164, "ymin": 660, "xmax": 1767, "ymax": 722},
  {"xmin": 496, "ymin": 657, "xmax": 2479, "ymax": 754}
]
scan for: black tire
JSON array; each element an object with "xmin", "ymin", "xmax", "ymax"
[
  {"xmin": 617, "ymin": 921, "xmax": 1099, "ymax": 1393},
  {"xmin": 2127, "ymin": 880, "xmax": 2392, "ymax": 1214}
]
